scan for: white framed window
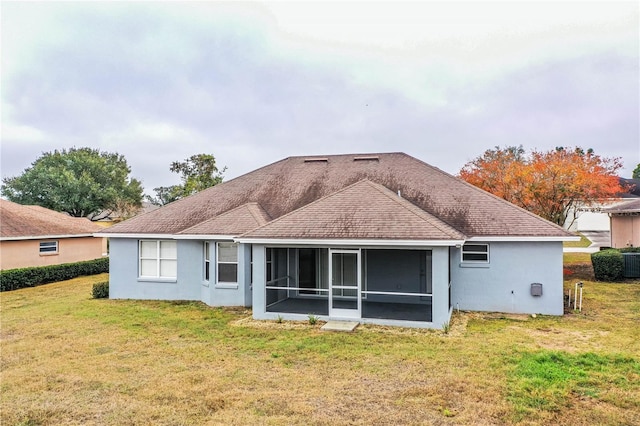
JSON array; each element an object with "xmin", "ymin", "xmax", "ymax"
[
  {"xmin": 217, "ymin": 242, "xmax": 238, "ymax": 283},
  {"xmin": 204, "ymin": 241, "xmax": 211, "ymax": 281},
  {"xmin": 39, "ymin": 241, "xmax": 58, "ymax": 255},
  {"xmin": 461, "ymin": 243, "xmax": 489, "ymax": 263},
  {"xmin": 139, "ymin": 240, "xmax": 177, "ymax": 279}
]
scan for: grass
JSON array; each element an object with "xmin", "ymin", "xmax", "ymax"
[
  {"xmin": 563, "ymin": 233, "xmax": 592, "ymax": 248},
  {"xmin": 2, "ymin": 274, "xmax": 639, "ymax": 425},
  {"xmin": 563, "ymin": 252, "xmax": 591, "ymax": 265}
]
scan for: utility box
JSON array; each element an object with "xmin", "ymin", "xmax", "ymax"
[
  {"xmin": 530, "ymin": 283, "xmax": 543, "ymax": 297},
  {"xmin": 623, "ymin": 253, "xmax": 640, "ymax": 278}
]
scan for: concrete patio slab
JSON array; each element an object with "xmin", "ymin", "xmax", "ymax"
[{"xmin": 321, "ymin": 321, "xmax": 360, "ymax": 332}]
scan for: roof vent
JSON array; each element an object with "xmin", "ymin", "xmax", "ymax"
[
  {"xmin": 353, "ymin": 156, "xmax": 379, "ymax": 162},
  {"xmin": 304, "ymin": 158, "xmax": 328, "ymax": 163}
]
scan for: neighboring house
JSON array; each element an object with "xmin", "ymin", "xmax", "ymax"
[
  {"xmin": 565, "ymin": 178, "xmax": 639, "ymax": 232},
  {"xmin": 605, "ymin": 198, "xmax": 640, "ymax": 248},
  {"xmin": 98, "ymin": 153, "xmax": 577, "ymax": 328},
  {"xmin": 0, "ymin": 200, "xmax": 106, "ymax": 270}
]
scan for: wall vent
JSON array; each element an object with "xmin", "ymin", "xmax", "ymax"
[
  {"xmin": 303, "ymin": 158, "xmax": 328, "ymax": 163},
  {"xmin": 353, "ymin": 156, "xmax": 379, "ymax": 161},
  {"xmin": 530, "ymin": 283, "xmax": 543, "ymax": 297}
]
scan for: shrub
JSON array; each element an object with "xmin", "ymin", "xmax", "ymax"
[
  {"xmin": 620, "ymin": 247, "xmax": 640, "ymax": 253},
  {"xmin": 591, "ymin": 250, "xmax": 623, "ymax": 281},
  {"xmin": 0, "ymin": 257, "xmax": 109, "ymax": 292},
  {"xmin": 92, "ymin": 281, "xmax": 110, "ymax": 299}
]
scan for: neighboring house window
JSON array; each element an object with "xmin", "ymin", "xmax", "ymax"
[
  {"xmin": 204, "ymin": 242, "xmax": 210, "ymax": 281},
  {"xmin": 139, "ymin": 240, "xmax": 177, "ymax": 279},
  {"xmin": 217, "ymin": 242, "xmax": 238, "ymax": 283},
  {"xmin": 39, "ymin": 241, "xmax": 58, "ymax": 255},
  {"xmin": 461, "ymin": 243, "xmax": 489, "ymax": 263}
]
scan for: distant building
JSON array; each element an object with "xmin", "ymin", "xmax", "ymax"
[{"xmin": 0, "ymin": 200, "xmax": 106, "ymax": 270}]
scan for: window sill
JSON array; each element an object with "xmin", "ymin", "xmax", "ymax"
[
  {"xmin": 137, "ymin": 277, "xmax": 177, "ymax": 283},
  {"xmin": 39, "ymin": 253, "xmax": 59, "ymax": 256},
  {"xmin": 215, "ymin": 283, "xmax": 239, "ymax": 289},
  {"xmin": 202, "ymin": 281, "xmax": 210, "ymax": 287},
  {"xmin": 459, "ymin": 263, "xmax": 490, "ymax": 268}
]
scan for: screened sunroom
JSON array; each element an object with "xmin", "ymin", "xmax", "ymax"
[{"xmin": 263, "ymin": 247, "xmax": 437, "ymax": 323}]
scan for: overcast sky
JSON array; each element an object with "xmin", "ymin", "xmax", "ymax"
[{"xmin": 2, "ymin": 1, "xmax": 639, "ymax": 194}]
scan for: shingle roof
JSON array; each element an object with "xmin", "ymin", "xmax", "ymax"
[
  {"xmin": 242, "ymin": 180, "xmax": 465, "ymax": 240},
  {"xmin": 0, "ymin": 199, "xmax": 102, "ymax": 239},
  {"xmin": 604, "ymin": 198, "xmax": 640, "ymax": 213},
  {"xmin": 103, "ymin": 152, "xmax": 572, "ymax": 239},
  {"xmin": 179, "ymin": 202, "xmax": 271, "ymax": 235}
]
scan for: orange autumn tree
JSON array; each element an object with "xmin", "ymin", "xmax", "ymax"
[{"xmin": 459, "ymin": 146, "xmax": 624, "ymax": 227}]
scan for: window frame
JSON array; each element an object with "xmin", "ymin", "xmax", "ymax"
[
  {"xmin": 216, "ymin": 242, "xmax": 238, "ymax": 286},
  {"xmin": 461, "ymin": 243, "xmax": 489, "ymax": 263},
  {"xmin": 39, "ymin": 240, "xmax": 59, "ymax": 255},
  {"xmin": 203, "ymin": 241, "xmax": 211, "ymax": 282},
  {"xmin": 138, "ymin": 240, "xmax": 177, "ymax": 280}
]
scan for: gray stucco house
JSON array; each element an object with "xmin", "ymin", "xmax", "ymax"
[{"xmin": 98, "ymin": 153, "xmax": 577, "ymax": 328}]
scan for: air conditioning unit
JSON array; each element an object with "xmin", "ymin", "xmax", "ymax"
[{"xmin": 623, "ymin": 253, "xmax": 640, "ymax": 278}]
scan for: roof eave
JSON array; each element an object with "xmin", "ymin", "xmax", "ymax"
[
  {"xmin": 1, "ymin": 233, "xmax": 99, "ymax": 241},
  {"xmin": 234, "ymin": 237, "xmax": 465, "ymax": 246},
  {"xmin": 466, "ymin": 235, "xmax": 580, "ymax": 242}
]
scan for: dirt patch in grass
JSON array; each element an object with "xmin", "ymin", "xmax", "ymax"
[{"xmin": 564, "ymin": 262, "xmax": 595, "ymax": 280}]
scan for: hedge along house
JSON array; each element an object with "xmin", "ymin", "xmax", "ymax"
[{"xmin": 99, "ymin": 153, "xmax": 577, "ymax": 328}]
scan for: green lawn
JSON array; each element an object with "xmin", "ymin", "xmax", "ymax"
[
  {"xmin": 563, "ymin": 233, "xmax": 592, "ymax": 248},
  {"xmin": 2, "ymin": 274, "xmax": 639, "ymax": 425}
]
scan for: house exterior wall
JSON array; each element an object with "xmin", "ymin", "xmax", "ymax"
[
  {"xmin": 576, "ymin": 211, "xmax": 610, "ymax": 231},
  {"xmin": 109, "ymin": 238, "xmax": 201, "ymax": 301},
  {"xmin": 201, "ymin": 241, "xmax": 252, "ymax": 307},
  {"xmin": 450, "ymin": 241, "xmax": 563, "ymax": 315},
  {"xmin": 109, "ymin": 238, "xmax": 251, "ymax": 306},
  {"xmin": 0, "ymin": 237, "xmax": 105, "ymax": 270},
  {"xmin": 610, "ymin": 216, "xmax": 640, "ymax": 248}
]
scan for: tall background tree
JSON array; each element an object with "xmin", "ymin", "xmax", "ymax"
[
  {"xmin": 633, "ymin": 163, "xmax": 640, "ymax": 179},
  {"xmin": 2, "ymin": 147, "xmax": 143, "ymax": 220},
  {"xmin": 459, "ymin": 146, "xmax": 624, "ymax": 227},
  {"xmin": 147, "ymin": 154, "xmax": 226, "ymax": 206}
]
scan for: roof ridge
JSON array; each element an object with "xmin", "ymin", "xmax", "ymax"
[
  {"xmin": 286, "ymin": 152, "xmax": 405, "ymax": 160},
  {"xmin": 365, "ymin": 181, "xmax": 466, "ymax": 239}
]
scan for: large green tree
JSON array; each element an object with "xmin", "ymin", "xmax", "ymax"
[
  {"xmin": 633, "ymin": 163, "xmax": 640, "ymax": 179},
  {"xmin": 2, "ymin": 147, "xmax": 143, "ymax": 220},
  {"xmin": 147, "ymin": 154, "xmax": 226, "ymax": 206}
]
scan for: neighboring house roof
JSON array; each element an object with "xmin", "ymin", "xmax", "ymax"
[
  {"xmin": 0, "ymin": 199, "xmax": 102, "ymax": 240},
  {"xmin": 604, "ymin": 198, "xmax": 640, "ymax": 214},
  {"xmin": 102, "ymin": 153, "xmax": 572, "ymax": 239},
  {"xmin": 618, "ymin": 178, "xmax": 640, "ymax": 198}
]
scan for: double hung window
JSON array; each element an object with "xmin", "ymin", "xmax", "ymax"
[
  {"xmin": 139, "ymin": 240, "xmax": 177, "ymax": 279},
  {"xmin": 217, "ymin": 242, "xmax": 238, "ymax": 283},
  {"xmin": 204, "ymin": 242, "xmax": 211, "ymax": 281}
]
